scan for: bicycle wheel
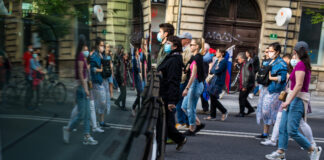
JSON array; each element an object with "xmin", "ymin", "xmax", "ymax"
[
  {"xmin": 52, "ymin": 82, "xmax": 67, "ymax": 105},
  {"xmin": 228, "ymin": 81, "xmax": 239, "ymax": 94},
  {"xmin": 1, "ymin": 85, "xmax": 17, "ymax": 108}
]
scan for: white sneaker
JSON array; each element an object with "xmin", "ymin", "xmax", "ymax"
[
  {"xmin": 83, "ymin": 136, "xmax": 98, "ymax": 145},
  {"xmin": 92, "ymin": 127, "xmax": 104, "ymax": 133},
  {"xmin": 265, "ymin": 151, "xmax": 286, "ymax": 160},
  {"xmin": 248, "ymin": 93, "xmax": 254, "ymax": 99},
  {"xmin": 309, "ymin": 146, "xmax": 322, "ymax": 160},
  {"xmin": 62, "ymin": 126, "xmax": 70, "ymax": 144},
  {"xmin": 219, "ymin": 90, "xmax": 226, "ymax": 99},
  {"xmin": 131, "ymin": 109, "xmax": 136, "ymax": 117},
  {"xmin": 177, "ymin": 124, "xmax": 189, "ymax": 130},
  {"xmin": 261, "ymin": 139, "xmax": 276, "ymax": 147}
]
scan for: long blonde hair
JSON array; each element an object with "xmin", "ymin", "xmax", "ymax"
[{"xmin": 192, "ymin": 38, "xmax": 205, "ymax": 55}]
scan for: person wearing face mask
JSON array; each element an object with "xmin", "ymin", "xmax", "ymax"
[
  {"xmin": 181, "ymin": 38, "xmax": 206, "ymax": 136},
  {"xmin": 63, "ymin": 35, "xmax": 99, "ymax": 145},
  {"xmin": 156, "ymin": 23, "xmax": 175, "ymax": 66},
  {"xmin": 157, "ymin": 35, "xmax": 187, "ymax": 151},
  {"xmin": 67, "ymin": 45, "xmax": 104, "ymax": 134},
  {"xmin": 89, "ymin": 38, "xmax": 110, "ymax": 128},
  {"xmin": 23, "ymin": 44, "xmax": 34, "ymax": 80},
  {"xmin": 266, "ymin": 41, "xmax": 322, "ymax": 160},
  {"xmin": 255, "ymin": 42, "xmax": 288, "ymax": 140},
  {"xmin": 261, "ymin": 53, "xmax": 316, "ymax": 149}
]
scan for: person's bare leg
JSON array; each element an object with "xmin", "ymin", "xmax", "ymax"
[{"xmin": 109, "ymin": 83, "xmax": 114, "ymax": 98}]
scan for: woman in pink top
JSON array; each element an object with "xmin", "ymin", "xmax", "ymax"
[
  {"xmin": 181, "ymin": 38, "xmax": 206, "ymax": 136},
  {"xmin": 266, "ymin": 41, "xmax": 322, "ymax": 160}
]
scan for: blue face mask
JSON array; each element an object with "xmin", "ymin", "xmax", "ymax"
[
  {"xmin": 164, "ymin": 43, "xmax": 172, "ymax": 54},
  {"xmin": 157, "ymin": 33, "xmax": 163, "ymax": 43},
  {"xmin": 290, "ymin": 59, "xmax": 298, "ymax": 67},
  {"xmin": 32, "ymin": 53, "xmax": 37, "ymax": 59},
  {"xmin": 83, "ymin": 51, "xmax": 90, "ymax": 58}
]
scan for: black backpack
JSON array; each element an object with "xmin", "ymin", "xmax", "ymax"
[
  {"xmin": 256, "ymin": 65, "xmax": 271, "ymax": 86},
  {"xmin": 102, "ymin": 59, "xmax": 112, "ymax": 79}
]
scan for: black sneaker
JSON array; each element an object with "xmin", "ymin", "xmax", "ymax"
[
  {"xmin": 99, "ymin": 123, "xmax": 110, "ymax": 128},
  {"xmin": 255, "ymin": 134, "xmax": 268, "ymax": 139},
  {"xmin": 246, "ymin": 109, "xmax": 255, "ymax": 116},
  {"xmin": 194, "ymin": 123, "xmax": 205, "ymax": 133},
  {"xmin": 183, "ymin": 130, "xmax": 196, "ymax": 136},
  {"xmin": 235, "ymin": 113, "xmax": 245, "ymax": 117},
  {"xmin": 176, "ymin": 138, "xmax": 187, "ymax": 151}
]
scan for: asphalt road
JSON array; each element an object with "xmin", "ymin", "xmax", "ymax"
[{"xmin": 1, "ymin": 88, "xmax": 324, "ymax": 160}]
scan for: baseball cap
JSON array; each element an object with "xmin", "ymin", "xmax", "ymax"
[
  {"xmin": 178, "ymin": 32, "xmax": 192, "ymax": 40},
  {"xmin": 294, "ymin": 41, "xmax": 309, "ymax": 52}
]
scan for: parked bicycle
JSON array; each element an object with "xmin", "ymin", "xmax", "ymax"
[
  {"xmin": 1, "ymin": 73, "xmax": 29, "ymax": 108},
  {"xmin": 24, "ymin": 72, "xmax": 67, "ymax": 110}
]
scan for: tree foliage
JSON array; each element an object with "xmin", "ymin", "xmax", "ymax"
[
  {"xmin": 306, "ymin": 5, "xmax": 324, "ymax": 24},
  {"xmin": 32, "ymin": 0, "xmax": 78, "ymax": 43}
]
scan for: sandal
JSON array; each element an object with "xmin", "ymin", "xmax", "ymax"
[
  {"xmin": 204, "ymin": 116, "xmax": 217, "ymax": 121},
  {"xmin": 221, "ymin": 112, "xmax": 228, "ymax": 121}
]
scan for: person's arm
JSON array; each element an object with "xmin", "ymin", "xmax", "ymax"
[
  {"xmin": 167, "ymin": 59, "xmax": 182, "ymax": 110},
  {"xmin": 212, "ymin": 59, "xmax": 226, "ymax": 74},
  {"xmin": 282, "ymin": 71, "xmax": 305, "ymax": 109},
  {"xmin": 78, "ymin": 61, "xmax": 90, "ymax": 96},
  {"xmin": 110, "ymin": 61, "xmax": 114, "ymax": 77},
  {"xmin": 30, "ymin": 59, "xmax": 42, "ymax": 71},
  {"xmin": 183, "ymin": 62, "xmax": 197, "ymax": 97}
]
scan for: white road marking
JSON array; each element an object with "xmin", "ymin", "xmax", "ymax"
[{"xmin": 1, "ymin": 114, "xmax": 324, "ymax": 143}]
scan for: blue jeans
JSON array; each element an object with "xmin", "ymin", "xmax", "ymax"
[
  {"xmin": 181, "ymin": 79, "xmax": 204, "ymax": 126},
  {"xmin": 69, "ymin": 85, "xmax": 90, "ymax": 135},
  {"xmin": 278, "ymin": 97, "xmax": 311, "ymax": 150},
  {"xmin": 176, "ymin": 81, "xmax": 188, "ymax": 125}
]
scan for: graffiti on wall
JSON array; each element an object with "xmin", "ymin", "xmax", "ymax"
[{"xmin": 204, "ymin": 31, "xmax": 242, "ymax": 43}]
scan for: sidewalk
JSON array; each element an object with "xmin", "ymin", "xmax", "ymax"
[
  {"xmin": 196, "ymin": 92, "xmax": 324, "ymax": 119},
  {"xmin": 58, "ymin": 78, "xmax": 324, "ymax": 119}
]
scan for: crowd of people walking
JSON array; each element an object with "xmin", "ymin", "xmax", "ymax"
[{"xmin": 57, "ymin": 22, "xmax": 322, "ymax": 159}]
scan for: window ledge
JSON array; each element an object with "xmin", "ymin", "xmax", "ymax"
[{"xmin": 312, "ymin": 65, "xmax": 324, "ymax": 72}]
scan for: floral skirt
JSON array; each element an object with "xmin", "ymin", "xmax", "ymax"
[{"xmin": 256, "ymin": 86, "xmax": 282, "ymax": 125}]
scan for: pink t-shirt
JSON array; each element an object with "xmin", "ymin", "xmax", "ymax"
[
  {"xmin": 190, "ymin": 60, "xmax": 198, "ymax": 78},
  {"xmin": 289, "ymin": 61, "xmax": 311, "ymax": 92}
]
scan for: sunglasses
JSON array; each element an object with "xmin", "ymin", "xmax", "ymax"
[{"xmin": 190, "ymin": 44, "xmax": 197, "ymax": 46}]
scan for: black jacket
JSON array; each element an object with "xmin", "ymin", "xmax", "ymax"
[
  {"xmin": 240, "ymin": 62, "xmax": 255, "ymax": 89},
  {"xmin": 157, "ymin": 52, "xmax": 183, "ymax": 105}
]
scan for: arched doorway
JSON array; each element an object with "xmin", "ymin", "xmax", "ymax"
[
  {"xmin": 131, "ymin": 0, "xmax": 144, "ymax": 48},
  {"xmin": 204, "ymin": 0, "xmax": 262, "ymax": 59}
]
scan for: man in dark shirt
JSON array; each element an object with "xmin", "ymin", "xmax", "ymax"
[{"xmin": 236, "ymin": 52, "xmax": 255, "ymax": 117}]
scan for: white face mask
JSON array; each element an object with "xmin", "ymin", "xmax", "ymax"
[
  {"xmin": 99, "ymin": 46, "xmax": 104, "ymax": 53},
  {"xmin": 269, "ymin": 51, "xmax": 276, "ymax": 59}
]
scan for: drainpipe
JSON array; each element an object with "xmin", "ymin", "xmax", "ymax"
[
  {"xmin": 176, "ymin": 0, "xmax": 183, "ymax": 35},
  {"xmin": 283, "ymin": 0, "xmax": 292, "ymax": 54}
]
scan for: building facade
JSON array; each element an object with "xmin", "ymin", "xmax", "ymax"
[
  {"xmin": 1, "ymin": 0, "xmax": 324, "ymax": 95},
  {"xmin": 159, "ymin": 0, "xmax": 324, "ymax": 95}
]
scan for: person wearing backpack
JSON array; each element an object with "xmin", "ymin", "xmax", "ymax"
[
  {"xmin": 181, "ymin": 38, "xmax": 206, "ymax": 136},
  {"xmin": 255, "ymin": 42, "xmax": 288, "ymax": 139}
]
